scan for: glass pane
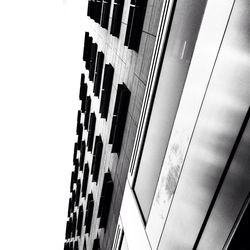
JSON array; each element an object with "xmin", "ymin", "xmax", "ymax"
[{"xmin": 134, "ymin": 0, "xmax": 207, "ymax": 221}]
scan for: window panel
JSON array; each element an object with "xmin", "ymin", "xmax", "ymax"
[
  {"xmin": 79, "ymin": 141, "xmax": 86, "ymax": 171},
  {"xmin": 97, "ymin": 171, "xmax": 113, "ymax": 229},
  {"xmin": 100, "ymin": 0, "xmax": 111, "ymax": 29},
  {"xmin": 91, "ymin": 136, "xmax": 103, "ymax": 183},
  {"xmin": 109, "ymin": 83, "xmax": 130, "ymax": 154},
  {"xmin": 81, "ymin": 163, "xmax": 89, "ymax": 198},
  {"xmin": 124, "ymin": 0, "xmax": 148, "ymax": 51},
  {"xmin": 87, "ymin": 113, "xmax": 96, "ymax": 152},
  {"xmin": 84, "ymin": 96, "xmax": 91, "ymax": 130},
  {"xmin": 93, "ymin": 52, "xmax": 104, "ymax": 97},
  {"xmin": 110, "ymin": 0, "xmax": 124, "ymax": 37},
  {"xmin": 89, "ymin": 43, "xmax": 98, "ymax": 81},
  {"xmin": 84, "ymin": 193, "xmax": 94, "ymax": 234},
  {"xmin": 99, "ymin": 64, "xmax": 114, "ymax": 119}
]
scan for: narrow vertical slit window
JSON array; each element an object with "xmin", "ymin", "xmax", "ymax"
[
  {"xmin": 79, "ymin": 82, "xmax": 88, "ymax": 111},
  {"xmin": 77, "ymin": 110, "xmax": 81, "ymax": 125},
  {"xmin": 68, "ymin": 197, "xmax": 72, "ymax": 218},
  {"xmin": 70, "ymin": 171, "xmax": 74, "ymax": 192},
  {"xmin": 124, "ymin": 0, "xmax": 148, "ymax": 51},
  {"xmin": 83, "ymin": 32, "xmax": 89, "ymax": 61},
  {"xmin": 84, "ymin": 193, "xmax": 94, "ymax": 234},
  {"xmin": 94, "ymin": 0, "xmax": 102, "ymax": 23},
  {"xmin": 97, "ymin": 171, "xmax": 114, "ymax": 229},
  {"xmin": 76, "ymin": 123, "xmax": 83, "ymax": 137},
  {"xmin": 91, "ymin": 136, "xmax": 103, "ymax": 183},
  {"xmin": 84, "ymin": 96, "xmax": 91, "ymax": 130},
  {"xmin": 77, "ymin": 124, "xmax": 83, "ymax": 150},
  {"xmin": 109, "ymin": 83, "xmax": 130, "ymax": 154},
  {"xmin": 99, "ymin": 64, "xmax": 114, "ymax": 119},
  {"xmin": 79, "ymin": 141, "xmax": 86, "ymax": 171},
  {"xmin": 93, "ymin": 52, "xmax": 104, "ymax": 97},
  {"xmin": 89, "ymin": 43, "xmax": 98, "ymax": 81},
  {"xmin": 85, "ymin": 37, "xmax": 93, "ymax": 70},
  {"xmin": 72, "ymin": 190, "xmax": 76, "ymax": 211},
  {"xmin": 74, "ymin": 163, "xmax": 79, "ymax": 183},
  {"xmin": 77, "ymin": 205, "xmax": 84, "ymax": 236},
  {"xmin": 72, "ymin": 212, "xmax": 77, "ymax": 237},
  {"xmin": 76, "ymin": 179, "xmax": 81, "ymax": 206},
  {"xmin": 81, "ymin": 84, "xmax": 88, "ymax": 113},
  {"xmin": 110, "ymin": 0, "xmax": 124, "ymax": 37},
  {"xmin": 92, "ymin": 238, "xmax": 100, "ymax": 250},
  {"xmin": 73, "ymin": 142, "xmax": 78, "ymax": 165},
  {"xmin": 74, "ymin": 241, "xmax": 79, "ymax": 250},
  {"xmin": 82, "ymin": 163, "xmax": 89, "ymax": 198},
  {"xmin": 87, "ymin": 0, "xmax": 95, "ymax": 19},
  {"xmin": 87, "ymin": 113, "xmax": 96, "ymax": 152},
  {"xmin": 83, "ymin": 34, "xmax": 93, "ymax": 70},
  {"xmin": 100, "ymin": 0, "xmax": 111, "ymax": 29},
  {"xmin": 65, "ymin": 220, "xmax": 70, "ymax": 239}
]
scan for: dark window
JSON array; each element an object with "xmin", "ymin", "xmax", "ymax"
[
  {"xmin": 72, "ymin": 190, "xmax": 76, "ymax": 211},
  {"xmin": 79, "ymin": 74, "xmax": 87, "ymax": 101},
  {"xmin": 68, "ymin": 197, "xmax": 72, "ymax": 217},
  {"xmin": 92, "ymin": 238, "xmax": 100, "ymax": 250},
  {"xmin": 81, "ymin": 84, "xmax": 88, "ymax": 113},
  {"xmin": 72, "ymin": 212, "xmax": 77, "ymax": 237},
  {"xmin": 74, "ymin": 241, "xmax": 79, "ymax": 250},
  {"xmin": 79, "ymin": 82, "xmax": 88, "ymax": 111},
  {"xmin": 124, "ymin": 0, "xmax": 147, "ymax": 51},
  {"xmin": 77, "ymin": 124, "xmax": 83, "ymax": 150},
  {"xmin": 77, "ymin": 110, "xmax": 81, "ymax": 125},
  {"xmin": 70, "ymin": 171, "xmax": 74, "ymax": 192},
  {"xmin": 70, "ymin": 242, "xmax": 73, "ymax": 250},
  {"xmin": 100, "ymin": 0, "xmax": 111, "ymax": 29},
  {"xmin": 97, "ymin": 171, "xmax": 113, "ymax": 229},
  {"xmin": 79, "ymin": 141, "xmax": 86, "ymax": 171},
  {"xmin": 76, "ymin": 123, "xmax": 83, "ymax": 136},
  {"xmin": 109, "ymin": 83, "xmax": 130, "ymax": 154},
  {"xmin": 94, "ymin": 0, "xmax": 103, "ymax": 23},
  {"xmin": 83, "ymin": 240, "xmax": 87, "ymax": 250},
  {"xmin": 83, "ymin": 33, "xmax": 93, "ymax": 69},
  {"xmin": 77, "ymin": 205, "xmax": 84, "ymax": 236},
  {"xmin": 84, "ymin": 96, "xmax": 91, "ymax": 130},
  {"xmin": 87, "ymin": 113, "xmax": 96, "ymax": 152},
  {"xmin": 73, "ymin": 143, "xmax": 78, "ymax": 165},
  {"xmin": 84, "ymin": 193, "xmax": 94, "ymax": 234},
  {"xmin": 76, "ymin": 179, "xmax": 81, "ymax": 206},
  {"xmin": 65, "ymin": 219, "xmax": 71, "ymax": 239},
  {"xmin": 93, "ymin": 52, "xmax": 104, "ymax": 97},
  {"xmin": 74, "ymin": 164, "xmax": 79, "ymax": 183},
  {"xmin": 87, "ymin": 0, "xmax": 95, "ymax": 19},
  {"xmin": 110, "ymin": 0, "xmax": 124, "ymax": 37},
  {"xmin": 91, "ymin": 136, "xmax": 103, "ymax": 183},
  {"xmin": 99, "ymin": 64, "xmax": 114, "ymax": 119},
  {"xmin": 89, "ymin": 43, "xmax": 98, "ymax": 81},
  {"xmin": 85, "ymin": 38, "xmax": 93, "ymax": 70},
  {"xmin": 82, "ymin": 163, "xmax": 89, "ymax": 198}
]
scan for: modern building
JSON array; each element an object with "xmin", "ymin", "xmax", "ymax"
[{"xmin": 64, "ymin": 0, "xmax": 250, "ymax": 249}]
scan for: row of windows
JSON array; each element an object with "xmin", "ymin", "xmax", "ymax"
[
  {"xmin": 87, "ymin": 0, "xmax": 147, "ymax": 51},
  {"xmin": 82, "ymin": 33, "xmax": 131, "ymax": 154},
  {"xmin": 65, "ymin": 28, "xmax": 132, "ymax": 248},
  {"xmin": 64, "ymin": 237, "xmax": 99, "ymax": 250},
  {"xmin": 66, "ymin": 170, "xmax": 114, "ymax": 245}
]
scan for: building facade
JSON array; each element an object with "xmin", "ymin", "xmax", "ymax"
[{"xmin": 64, "ymin": 0, "xmax": 250, "ymax": 249}]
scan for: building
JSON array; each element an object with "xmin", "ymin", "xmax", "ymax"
[{"xmin": 64, "ymin": 0, "xmax": 250, "ymax": 249}]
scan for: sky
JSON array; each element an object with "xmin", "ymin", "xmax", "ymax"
[{"xmin": 0, "ymin": 1, "xmax": 85, "ymax": 249}]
